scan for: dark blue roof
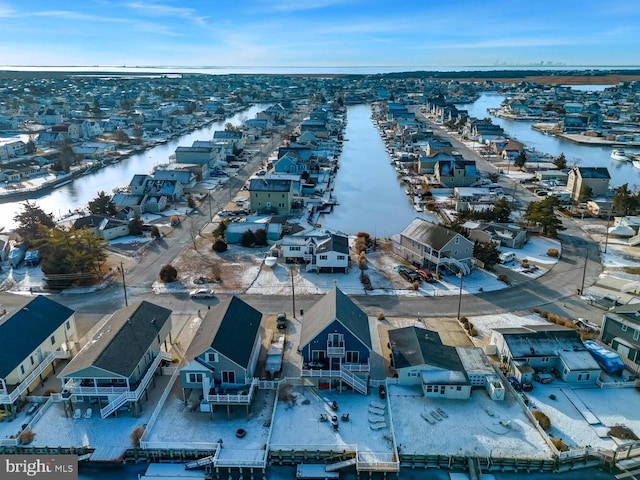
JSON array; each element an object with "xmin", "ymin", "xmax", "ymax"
[{"xmin": 0, "ymin": 296, "xmax": 75, "ymax": 378}]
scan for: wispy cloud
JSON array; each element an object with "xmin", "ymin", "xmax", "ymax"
[
  {"xmin": 252, "ymin": 0, "xmax": 353, "ymax": 13},
  {"xmin": 125, "ymin": 2, "xmax": 209, "ymax": 28}
]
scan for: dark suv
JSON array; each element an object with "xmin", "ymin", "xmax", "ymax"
[
  {"xmin": 276, "ymin": 313, "xmax": 288, "ymax": 330},
  {"xmin": 399, "ymin": 269, "xmax": 420, "ymax": 283}
]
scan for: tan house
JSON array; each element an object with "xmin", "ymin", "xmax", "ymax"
[
  {"xmin": 58, "ymin": 301, "xmax": 172, "ymax": 419},
  {"xmin": 0, "ymin": 296, "xmax": 77, "ymax": 417},
  {"xmin": 567, "ymin": 166, "xmax": 610, "ymax": 201}
]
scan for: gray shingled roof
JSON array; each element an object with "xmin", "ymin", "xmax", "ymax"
[
  {"xmin": 186, "ymin": 296, "xmax": 262, "ymax": 369},
  {"xmin": 59, "ymin": 301, "xmax": 171, "ymax": 379},
  {"xmin": 315, "ymin": 234, "xmax": 349, "ymax": 255},
  {"xmin": 299, "ymin": 288, "xmax": 371, "ymax": 350},
  {"xmin": 389, "ymin": 326, "xmax": 463, "ymax": 371},
  {"xmin": 400, "ymin": 217, "xmax": 460, "ymax": 250},
  {"xmin": 249, "ymin": 178, "xmax": 292, "ymax": 192},
  {"xmin": 576, "ymin": 167, "xmax": 610, "ymax": 179},
  {"xmin": 0, "ymin": 296, "xmax": 75, "ymax": 379}
]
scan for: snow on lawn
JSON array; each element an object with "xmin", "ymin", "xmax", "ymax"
[
  {"xmin": 468, "ymin": 313, "xmax": 549, "ymax": 345},
  {"xmin": 526, "ymin": 385, "xmax": 640, "ymax": 451},
  {"xmin": 389, "ymin": 385, "xmax": 551, "ymax": 458}
]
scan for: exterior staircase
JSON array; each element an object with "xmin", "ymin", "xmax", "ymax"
[{"xmin": 325, "ymin": 457, "xmax": 357, "ymax": 472}]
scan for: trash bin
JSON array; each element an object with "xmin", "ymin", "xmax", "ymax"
[{"xmin": 300, "ymin": 308, "xmax": 304, "ymax": 316}]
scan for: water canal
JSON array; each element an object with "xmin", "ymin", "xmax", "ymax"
[
  {"xmin": 459, "ymin": 91, "xmax": 640, "ymax": 189},
  {"xmin": 0, "ymin": 104, "xmax": 270, "ymax": 231},
  {"xmin": 321, "ymin": 104, "xmax": 424, "ymax": 237}
]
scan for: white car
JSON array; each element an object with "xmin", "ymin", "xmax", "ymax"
[{"xmin": 189, "ymin": 288, "xmax": 215, "ymax": 299}]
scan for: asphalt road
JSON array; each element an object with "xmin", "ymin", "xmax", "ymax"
[{"xmin": 0, "ymin": 105, "xmax": 604, "ymax": 325}]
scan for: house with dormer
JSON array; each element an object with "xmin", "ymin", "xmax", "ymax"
[
  {"xmin": 58, "ymin": 301, "xmax": 172, "ymax": 419},
  {"xmin": 434, "ymin": 159, "xmax": 479, "ymax": 187},
  {"xmin": 0, "ymin": 296, "xmax": 77, "ymax": 417},
  {"xmin": 179, "ymin": 296, "xmax": 262, "ymax": 414},
  {"xmin": 392, "ymin": 217, "xmax": 473, "ymax": 275},
  {"xmin": 299, "ymin": 288, "xmax": 371, "ymax": 395}
]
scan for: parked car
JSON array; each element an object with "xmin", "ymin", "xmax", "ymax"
[
  {"xmin": 276, "ymin": 312, "xmax": 288, "ymax": 330},
  {"xmin": 189, "ymin": 288, "xmax": 215, "ymax": 299},
  {"xmin": 399, "ymin": 269, "xmax": 420, "ymax": 283}
]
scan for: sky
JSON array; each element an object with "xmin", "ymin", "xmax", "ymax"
[{"xmin": 1, "ymin": 0, "xmax": 640, "ymax": 69}]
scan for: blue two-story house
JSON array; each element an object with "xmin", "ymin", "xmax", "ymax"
[{"xmin": 299, "ymin": 288, "xmax": 371, "ymax": 394}]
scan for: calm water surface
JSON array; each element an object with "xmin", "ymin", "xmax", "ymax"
[
  {"xmin": 459, "ymin": 91, "xmax": 640, "ymax": 188},
  {"xmin": 321, "ymin": 104, "xmax": 424, "ymax": 237},
  {"xmin": 0, "ymin": 105, "xmax": 269, "ymax": 231}
]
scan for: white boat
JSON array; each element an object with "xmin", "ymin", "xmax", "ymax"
[
  {"xmin": 611, "ymin": 147, "xmax": 629, "ymax": 161},
  {"xmin": 633, "ymin": 159, "xmax": 640, "ymax": 169}
]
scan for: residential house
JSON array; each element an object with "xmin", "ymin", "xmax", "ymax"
[
  {"xmin": 299, "ymin": 288, "xmax": 371, "ymax": 395},
  {"xmin": 58, "ymin": 301, "xmax": 172, "ymax": 419},
  {"xmin": 0, "ymin": 139, "xmax": 26, "ymax": 160},
  {"xmin": 500, "ymin": 140, "xmax": 525, "ymax": 162},
  {"xmin": 567, "ymin": 167, "xmax": 611, "ymax": 201},
  {"xmin": 464, "ymin": 222, "xmax": 528, "ymax": 249},
  {"xmin": 489, "ymin": 325, "xmax": 601, "ymax": 385},
  {"xmin": 72, "ymin": 215, "xmax": 130, "ymax": 241},
  {"xmin": 213, "ymin": 130, "xmax": 247, "ymax": 151},
  {"xmin": 0, "ymin": 296, "xmax": 76, "ymax": 416},
  {"xmin": 249, "ymin": 178, "xmax": 294, "ymax": 214},
  {"xmin": 434, "ymin": 159, "xmax": 479, "ymax": 187},
  {"xmin": 600, "ymin": 304, "xmax": 640, "ymax": 368},
  {"xmin": 179, "ymin": 296, "xmax": 262, "ymax": 414},
  {"xmin": 278, "ymin": 232, "xmax": 350, "ymax": 273},
  {"xmin": 389, "ymin": 326, "xmax": 472, "ymax": 400},
  {"xmin": 392, "ymin": 218, "xmax": 473, "ymax": 275}
]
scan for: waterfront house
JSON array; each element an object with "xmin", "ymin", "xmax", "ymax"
[
  {"xmin": 278, "ymin": 232, "xmax": 349, "ymax": 273},
  {"xmin": 0, "ymin": 296, "xmax": 76, "ymax": 417},
  {"xmin": 299, "ymin": 287, "xmax": 371, "ymax": 395},
  {"xmin": 273, "ymin": 152, "xmax": 306, "ymax": 174},
  {"xmin": 58, "ymin": 301, "xmax": 172, "ymax": 419},
  {"xmin": 153, "ymin": 169, "xmax": 197, "ymax": 190},
  {"xmin": 0, "ymin": 139, "xmax": 26, "ymax": 160},
  {"xmin": 600, "ymin": 304, "xmax": 640, "ymax": 369},
  {"xmin": 389, "ymin": 326, "xmax": 471, "ymax": 399},
  {"xmin": 489, "ymin": 325, "xmax": 601, "ymax": 385},
  {"xmin": 392, "ymin": 218, "xmax": 473, "ymax": 275},
  {"xmin": 567, "ymin": 166, "xmax": 611, "ymax": 201},
  {"xmin": 213, "ymin": 130, "xmax": 247, "ymax": 151},
  {"xmin": 500, "ymin": 140, "xmax": 525, "ymax": 162},
  {"xmin": 175, "ymin": 145, "xmax": 217, "ymax": 166},
  {"xmin": 72, "ymin": 215, "xmax": 130, "ymax": 241},
  {"xmin": 179, "ymin": 296, "xmax": 262, "ymax": 415},
  {"xmin": 434, "ymin": 159, "xmax": 479, "ymax": 187},
  {"xmin": 249, "ymin": 178, "xmax": 294, "ymax": 214}
]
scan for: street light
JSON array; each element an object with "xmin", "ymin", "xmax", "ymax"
[
  {"xmin": 208, "ymin": 189, "xmax": 212, "ymax": 222},
  {"xmin": 118, "ymin": 261, "xmax": 128, "ymax": 307}
]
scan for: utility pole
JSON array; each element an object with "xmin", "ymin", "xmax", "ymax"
[
  {"xmin": 456, "ymin": 273, "xmax": 464, "ymax": 320},
  {"xmin": 290, "ymin": 266, "xmax": 297, "ymax": 319},
  {"xmin": 120, "ymin": 261, "xmax": 128, "ymax": 307},
  {"xmin": 604, "ymin": 208, "xmax": 612, "ymax": 253},
  {"xmin": 208, "ymin": 189, "xmax": 212, "ymax": 222},
  {"xmin": 580, "ymin": 250, "xmax": 588, "ymax": 296}
]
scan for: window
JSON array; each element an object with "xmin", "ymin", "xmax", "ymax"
[
  {"xmin": 20, "ymin": 365, "xmax": 25, "ymax": 375},
  {"xmin": 634, "ymin": 329, "xmax": 639, "ymax": 341},
  {"xmin": 455, "ymin": 237, "xmax": 459, "ymax": 244},
  {"xmin": 281, "ymin": 194, "xmax": 285, "ymax": 198},
  {"xmin": 337, "ymin": 255, "xmax": 345, "ymax": 260},
  {"xmin": 622, "ymin": 324, "xmax": 628, "ymax": 332},
  {"xmin": 425, "ymin": 385, "xmax": 433, "ymax": 392},
  {"xmin": 319, "ymin": 255, "xmax": 327, "ymax": 260},
  {"xmin": 328, "ymin": 333, "xmax": 343, "ymax": 346},
  {"xmin": 66, "ymin": 321, "xmax": 71, "ymax": 330},
  {"xmin": 157, "ymin": 334, "xmax": 161, "ymax": 344},
  {"xmin": 578, "ymin": 373, "xmax": 591, "ymax": 382},
  {"xmin": 50, "ymin": 335, "xmax": 56, "ymax": 345},
  {"xmin": 541, "ymin": 357, "xmax": 550, "ymax": 363},
  {"xmin": 222, "ymin": 371, "xmax": 236, "ymax": 383},
  {"xmin": 206, "ymin": 352, "xmax": 218, "ymax": 363},
  {"xmin": 408, "ymin": 371, "xmax": 419, "ymax": 377},
  {"xmin": 290, "ymin": 246, "xmax": 301, "ymax": 251},
  {"xmin": 346, "ymin": 351, "xmax": 359, "ymax": 363},
  {"xmin": 312, "ymin": 350, "xmax": 326, "ymax": 362},
  {"xmin": 188, "ymin": 373, "xmax": 203, "ymax": 383},
  {"xmin": 440, "ymin": 386, "xmax": 445, "ymax": 394},
  {"xmin": 30, "ymin": 356, "xmax": 34, "ymax": 365},
  {"xmin": 456, "ymin": 385, "xmax": 462, "ymax": 391}
]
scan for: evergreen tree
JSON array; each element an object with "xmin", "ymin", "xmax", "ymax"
[
  {"xmin": 88, "ymin": 191, "xmax": 117, "ymax": 216},
  {"xmin": 553, "ymin": 153, "xmax": 567, "ymax": 170},
  {"xmin": 492, "ymin": 197, "xmax": 512, "ymax": 223},
  {"xmin": 128, "ymin": 214, "xmax": 144, "ymax": 235},
  {"xmin": 13, "ymin": 201, "xmax": 56, "ymax": 246},
  {"xmin": 514, "ymin": 151, "xmax": 527, "ymax": 169},
  {"xmin": 524, "ymin": 196, "xmax": 566, "ymax": 237},
  {"xmin": 473, "ymin": 241, "xmax": 501, "ymax": 267}
]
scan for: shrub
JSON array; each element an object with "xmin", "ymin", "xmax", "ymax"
[
  {"xmin": 150, "ymin": 225, "xmax": 161, "ymax": 239},
  {"xmin": 469, "ymin": 328, "xmax": 478, "ymax": 337},
  {"xmin": 547, "ymin": 314, "xmax": 559, "ymax": 324},
  {"xmin": 18, "ymin": 429, "xmax": 35, "ymax": 445},
  {"xmin": 424, "ymin": 199, "xmax": 438, "ymax": 211},
  {"xmin": 532, "ymin": 410, "xmax": 551, "ymax": 430},
  {"xmin": 170, "ymin": 215, "xmax": 180, "ymax": 226},
  {"xmin": 497, "ymin": 274, "xmax": 509, "ymax": 284},
  {"xmin": 43, "ymin": 388, "xmax": 58, "ymax": 396},
  {"xmin": 211, "ymin": 263, "xmax": 222, "ymax": 282},
  {"xmin": 131, "ymin": 426, "xmax": 145, "ymax": 447},
  {"xmin": 520, "ymin": 259, "xmax": 529, "ymax": 267},
  {"xmin": 159, "ymin": 264, "xmax": 178, "ymax": 282},
  {"xmin": 433, "ymin": 272, "xmax": 441, "ymax": 280},
  {"xmin": 547, "ymin": 248, "xmax": 559, "ymax": 258},
  {"xmin": 541, "ymin": 311, "xmax": 550, "ymax": 319},
  {"xmin": 412, "ymin": 280, "xmax": 420, "ymax": 290},
  {"xmin": 377, "ymin": 312, "xmax": 386, "ymax": 321},
  {"xmin": 551, "ymin": 437, "xmax": 568, "ymax": 451},
  {"xmin": 533, "ymin": 306, "xmax": 541, "ymax": 314},
  {"xmin": 212, "ymin": 239, "xmax": 228, "ymax": 252},
  {"xmin": 254, "ymin": 228, "xmax": 267, "ymax": 246},
  {"xmin": 459, "ymin": 316, "xmax": 469, "ymax": 325}
]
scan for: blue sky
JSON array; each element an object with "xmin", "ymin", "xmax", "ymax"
[{"xmin": 1, "ymin": 0, "xmax": 639, "ymax": 68}]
